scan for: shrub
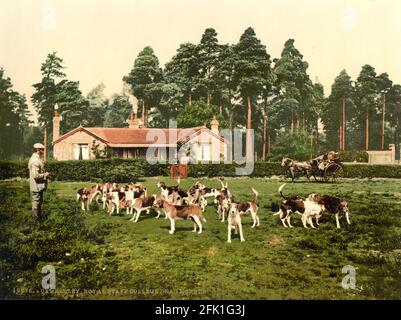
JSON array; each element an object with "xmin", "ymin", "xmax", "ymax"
[
  {"xmin": 2, "ymin": 158, "xmax": 401, "ymax": 180},
  {"xmin": 0, "ymin": 160, "xmax": 28, "ymax": 179}
]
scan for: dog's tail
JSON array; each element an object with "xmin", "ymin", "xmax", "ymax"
[
  {"xmin": 251, "ymin": 188, "xmax": 258, "ymax": 200},
  {"xmin": 278, "ymin": 183, "xmax": 287, "ymax": 199}
]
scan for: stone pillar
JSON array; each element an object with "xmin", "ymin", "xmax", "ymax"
[{"xmin": 389, "ymin": 144, "xmax": 395, "ymax": 164}]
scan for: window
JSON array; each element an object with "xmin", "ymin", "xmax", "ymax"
[
  {"xmin": 74, "ymin": 144, "xmax": 89, "ymax": 160},
  {"xmin": 201, "ymin": 144, "xmax": 210, "ymax": 161}
]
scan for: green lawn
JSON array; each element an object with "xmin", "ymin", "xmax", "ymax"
[{"xmin": 1, "ymin": 177, "xmax": 401, "ymax": 299}]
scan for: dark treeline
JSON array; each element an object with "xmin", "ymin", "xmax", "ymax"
[{"xmin": 1, "ymin": 27, "xmax": 400, "ymax": 160}]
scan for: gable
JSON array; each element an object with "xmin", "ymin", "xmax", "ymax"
[{"xmin": 52, "ymin": 127, "xmax": 108, "ymax": 145}]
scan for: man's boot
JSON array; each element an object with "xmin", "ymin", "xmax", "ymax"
[{"xmin": 32, "ymin": 208, "xmax": 39, "ymax": 221}]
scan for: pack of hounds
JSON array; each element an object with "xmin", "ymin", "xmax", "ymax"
[{"xmin": 76, "ymin": 180, "xmax": 350, "ymax": 243}]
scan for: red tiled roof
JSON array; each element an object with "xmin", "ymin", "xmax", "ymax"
[{"xmin": 52, "ymin": 126, "xmax": 224, "ymax": 146}]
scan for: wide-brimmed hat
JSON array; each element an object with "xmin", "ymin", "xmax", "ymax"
[{"xmin": 33, "ymin": 143, "xmax": 45, "ymax": 149}]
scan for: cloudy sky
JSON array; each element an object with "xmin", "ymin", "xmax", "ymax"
[{"xmin": 1, "ymin": 0, "xmax": 400, "ymax": 123}]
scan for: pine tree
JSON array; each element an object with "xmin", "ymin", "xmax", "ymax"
[
  {"xmin": 198, "ymin": 28, "xmax": 222, "ymax": 105},
  {"xmin": 0, "ymin": 68, "xmax": 30, "ymax": 158},
  {"xmin": 123, "ymin": 46, "xmax": 164, "ymax": 125},
  {"xmin": 164, "ymin": 43, "xmax": 200, "ymax": 105},
  {"xmin": 232, "ymin": 27, "xmax": 272, "ymax": 159},
  {"xmin": 32, "ymin": 52, "xmax": 89, "ymax": 136},
  {"xmin": 322, "ymin": 70, "xmax": 356, "ymax": 150},
  {"xmin": 272, "ymin": 39, "xmax": 316, "ymax": 132}
]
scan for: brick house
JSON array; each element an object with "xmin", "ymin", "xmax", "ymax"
[{"xmin": 52, "ymin": 111, "xmax": 227, "ymax": 162}]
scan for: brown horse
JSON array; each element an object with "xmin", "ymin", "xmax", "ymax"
[{"xmin": 281, "ymin": 158, "xmax": 313, "ymax": 182}]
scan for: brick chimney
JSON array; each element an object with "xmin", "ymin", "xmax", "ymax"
[
  {"xmin": 53, "ymin": 104, "xmax": 60, "ymax": 141},
  {"xmin": 211, "ymin": 116, "xmax": 219, "ymax": 134},
  {"xmin": 129, "ymin": 112, "xmax": 140, "ymax": 129}
]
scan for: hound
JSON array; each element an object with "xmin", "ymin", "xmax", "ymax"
[
  {"xmin": 130, "ymin": 195, "xmax": 162, "ymax": 223},
  {"xmin": 274, "ymin": 184, "xmax": 323, "ymax": 228},
  {"xmin": 154, "ymin": 198, "xmax": 206, "ymax": 234},
  {"xmin": 101, "ymin": 182, "xmax": 117, "ymax": 209},
  {"xmin": 227, "ymin": 202, "xmax": 245, "ymax": 243},
  {"xmin": 215, "ymin": 182, "xmax": 233, "ymax": 222},
  {"xmin": 273, "ymin": 183, "xmax": 306, "ymax": 227},
  {"xmin": 156, "ymin": 181, "xmax": 179, "ymax": 199},
  {"xmin": 88, "ymin": 184, "xmax": 103, "ymax": 205},
  {"xmin": 232, "ymin": 188, "xmax": 260, "ymax": 228},
  {"xmin": 307, "ymin": 193, "xmax": 350, "ymax": 228},
  {"xmin": 76, "ymin": 188, "xmax": 91, "ymax": 211},
  {"xmin": 186, "ymin": 189, "xmax": 208, "ymax": 212},
  {"xmin": 105, "ymin": 189, "xmax": 125, "ymax": 215}
]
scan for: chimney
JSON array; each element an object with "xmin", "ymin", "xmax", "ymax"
[
  {"xmin": 211, "ymin": 116, "xmax": 219, "ymax": 134},
  {"xmin": 129, "ymin": 112, "xmax": 140, "ymax": 129},
  {"xmin": 53, "ymin": 104, "xmax": 60, "ymax": 141}
]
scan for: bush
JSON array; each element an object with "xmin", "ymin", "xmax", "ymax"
[
  {"xmin": 0, "ymin": 160, "xmax": 28, "ymax": 180},
  {"xmin": 2, "ymin": 158, "xmax": 401, "ymax": 180},
  {"xmin": 342, "ymin": 163, "xmax": 401, "ymax": 178}
]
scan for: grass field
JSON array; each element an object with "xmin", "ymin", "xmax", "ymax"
[{"xmin": 1, "ymin": 177, "xmax": 401, "ymax": 300}]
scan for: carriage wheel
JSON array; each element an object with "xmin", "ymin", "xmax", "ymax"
[{"xmin": 324, "ymin": 163, "xmax": 343, "ymax": 182}]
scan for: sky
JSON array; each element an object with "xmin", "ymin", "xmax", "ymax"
[{"xmin": 1, "ymin": 0, "xmax": 401, "ymax": 123}]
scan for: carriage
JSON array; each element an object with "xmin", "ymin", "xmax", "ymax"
[
  {"xmin": 282, "ymin": 151, "xmax": 343, "ymax": 183},
  {"xmin": 310, "ymin": 152, "xmax": 343, "ymax": 182}
]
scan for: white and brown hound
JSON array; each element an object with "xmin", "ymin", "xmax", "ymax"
[
  {"xmin": 227, "ymin": 202, "xmax": 245, "ymax": 243},
  {"xmin": 154, "ymin": 198, "xmax": 206, "ymax": 234},
  {"xmin": 231, "ymin": 188, "xmax": 260, "ymax": 228},
  {"xmin": 307, "ymin": 193, "xmax": 350, "ymax": 228}
]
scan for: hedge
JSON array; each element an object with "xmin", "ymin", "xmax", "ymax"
[
  {"xmin": 1, "ymin": 159, "xmax": 401, "ymax": 181},
  {"xmin": 339, "ymin": 150, "xmax": 369, "ymax": 163}
]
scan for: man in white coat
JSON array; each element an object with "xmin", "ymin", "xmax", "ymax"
[{"xmin": 28, "ymin": 143, "xmax": 49, "ymax": 220}]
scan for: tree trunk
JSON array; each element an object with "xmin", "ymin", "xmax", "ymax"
[
  {"xmin": 339, "ymin": 107, "xmax": 343, "ymax": 151},
  {"xmin": 246, "ymin": 96, "xmax": 253, "ymax": 161},
  {"xmin": 291, "ymin": 111, "xmax": 294, "ymax": 132},
  {"xmin": 142, "ymin": 103, "xmax": 145, "ymax": 128},
  {"xmin": 263, "ymin": 106, "xmax": 266, "ymax": 161},
  {"xmin": 268, "ymin": 129, "xmax": 271, "ymax": 159},
  {"xmin": 382, "ymin": 94, "xmax": 386, "ymax": 150},
  {"xmin": 207, "ymin": 94, "xmax": 211, "ymax": 106},
  {"xmin": 188, "ymin": 91, "xmax": 192, "ymax": 105},
  {"xmin": 396, "ymin": 116, "xmax": 401, "ymax": 160},
  {"xmin": 247, "ymin": 96, "xmax": 252, "ymax": 129},
  {"xmin": 342, "ymin": 99, "xmax": 346, "ymax": 151},
  {"xmin": 296, "ymin": 113, "xmax": 300, "ymax": 128},
  {"xmin": 44, "ymin": 127, "xmax": 47, "ymax": 162},
  {"xmin": 366, "ymin": 111, "xmax": 369, "ymax": 151},
  {"xmin": 302, "ymin": 112, "xmax": 305, "ymax": 128}
]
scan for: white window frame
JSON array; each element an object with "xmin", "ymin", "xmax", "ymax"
[{"xmin": 74, "ymin": 144, "xmax": 89, "ymax": 160}]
